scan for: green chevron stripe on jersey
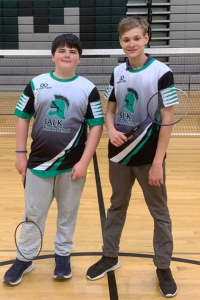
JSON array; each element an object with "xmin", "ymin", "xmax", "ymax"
[
  {"xmin": 15, "ymin": 93, "xmax": 34, "ymax": 118},
  {"xmin": 90, "ymin": 100, "xmax": 104, "ymax": 118},
  {"xmin": 161, "ymin": 86, "xmax": 179, "ymax": 107}
]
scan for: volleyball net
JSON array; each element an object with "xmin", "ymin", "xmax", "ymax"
[{"xmin": 0, "ymin": 48, "xmax": 200, "ymax": 137}]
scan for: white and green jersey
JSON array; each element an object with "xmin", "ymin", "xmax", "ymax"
[
  {"xmin": 104, "ymin": 54, "xmax": 174, "ymax": 166},
  {"xmin": 14, "ymin": 71, "xmax": 104, "ymax": 178}
]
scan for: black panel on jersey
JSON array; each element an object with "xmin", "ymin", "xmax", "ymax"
[
  {"xmin": 85, "ymin": 87, "xmax": 100, "ymax": 119},
  {"xmin": 108, "ymin": 88, "xmax": 116, "ymax": 102},
  {"xmin": 23, "ymin": 82, "xmax": 35, "ymax": 114},
  {"xmin": 158, "ymin": 71, "xmax": 174, "ymax": 91},
  {"xmin": 107, "ymin": 72, "xmax": 116, "ymax": 102},
  {"xmin": 89, "ymin": 86, "xmax": 100, "ymax": 102},
  {"xmin": 110, "ymin": 71, "xmax": 114, "ymax": 85},
  {"xmin": 55, "ymin": 144, "xmax": 85, "ymax": 171},
  {"xmin": 108, "ymin": 124, "xmax": 162, "ymax": 166}
]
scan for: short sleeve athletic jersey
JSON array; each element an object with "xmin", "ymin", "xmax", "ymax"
[
  {"xmin": 14, "ymin": 71, "xmax": 104, "ymax": 178},
  {"xmin": 104, "ymin": 54, "xmax": 174, "ymax": 166}
]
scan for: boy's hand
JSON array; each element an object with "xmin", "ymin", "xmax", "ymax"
[
  {"xmin": 109, "ymin": 129, "xmax": 132, "ymax": 147},
  {"xmin": 148, "ymin": 163, "xmax": 163, "ymax": 186},
  {"xmin": 15, "ymin": 153, "xmax": 27, "ymax": 184},
  {"xmin": 71, "ymin": 161, "xmax": 87, "ymax": 181}
]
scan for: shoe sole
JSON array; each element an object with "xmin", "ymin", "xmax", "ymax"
[
  {"xmin": 159, "ymin": 287, "xmax": 178, "ymax": 298},
  {"xmin": 3, "ymin": 263, "xmax": 34, "ymax": 285},
  {"xmin": 53, "ymin": 272, "xmax": 72, "ymax": 279},
  {"xmin": 86, "ymin": 261, "xmax": 121, "ymax": 281}
]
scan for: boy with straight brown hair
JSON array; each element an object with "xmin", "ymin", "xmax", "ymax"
[{"xmin": 86, "ymin": 16, "xmax": 177, "ymax": 298}]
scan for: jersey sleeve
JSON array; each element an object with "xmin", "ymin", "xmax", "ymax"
[
  {"xmin": 104, "ymin": 71, "xmax": 116, "ymax": 102},
  {"xmin": 158, "ymin": 70, "xmax": 174, "ymax": 91},
  {"xmin": 85, "ymin": 86, "xmax": 105, "ymax": 127},
  {"xmin": 14, "ymin": 81, "xmax": 35, "ymax": 119}
]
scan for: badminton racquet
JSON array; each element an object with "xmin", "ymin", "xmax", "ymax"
[
  {"xmin": 124, "ymin": 87, "xmax": 189, "ymax": 138},
  {"xmin": 14, "ymin": 178, "xmax": 43, "ymax": 261}
]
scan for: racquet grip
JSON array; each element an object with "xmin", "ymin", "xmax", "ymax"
[{"xmin": 124, "ymin": 126, "xmax": 139, "ymax": 137}]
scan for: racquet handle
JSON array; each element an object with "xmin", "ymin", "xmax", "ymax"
[{"xmin": 124, "ymin": 126, "xmax": 139, "ymax": 137}]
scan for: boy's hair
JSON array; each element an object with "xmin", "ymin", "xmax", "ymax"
[
  {"xmin": 51, "ymin": 34, "xmax": 82, "ymax": 56},
  {"xmin": 118, "ymin": 16, "xmax": 149, "ymax": 37}
]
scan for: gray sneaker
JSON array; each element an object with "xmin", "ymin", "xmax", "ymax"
[{"xmin": 86, "ymin": 255, "xmax": 120, "ymax": 280}]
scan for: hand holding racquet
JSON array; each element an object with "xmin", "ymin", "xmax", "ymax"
[{"xmin": 124, "ymin": 87, "xmax": 189, "ymax": 138}]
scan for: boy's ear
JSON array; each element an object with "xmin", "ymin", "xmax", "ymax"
[
  {"xmin": 77, "ymin": 56, "xmax": 81, "ymax": 64},
  {"xmin": 119, "ymin": 37, "xmax": 122, "ymax": 47},
  {"xmin": 144, "ymin": 32, "xmax": 149, "ymax": 45}
]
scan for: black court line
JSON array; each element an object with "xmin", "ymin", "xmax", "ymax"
[
  {"xmin": 92, "ymin": 152, "xmax": 107, "ymax": 231},
  {"xmin": 93, "ymin": 152, "xmax": 119, "ymax": 300},
  {"xmin": 1, "ymin": 249, "xmax": 200, "ymax": 256},
  {"xmin": 1, "ymin": 252, "xmax": 200, "ymax": 267}
]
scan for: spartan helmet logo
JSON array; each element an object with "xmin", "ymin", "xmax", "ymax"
[
  {"xmin": 49, "ymin": 95, "xmax": 70, "ymax": 119},
  {"xmin": 123, "ymin": 88, "xmax": 139, "ymax": 113}
]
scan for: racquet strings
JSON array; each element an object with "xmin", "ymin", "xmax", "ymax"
[
  {"xmin": 15, "ymin": 220, "xmax": 42, "ymax": 260},
  {"xmin": 148, "ymin": 88, "xmax": 189, "ymax": 126}
]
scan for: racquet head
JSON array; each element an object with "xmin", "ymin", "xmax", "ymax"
[
  {"xmin": 15, "ymin": 219, "xmax": 43, "ymax": 261},
  {"xmin": 147, "ymin": 87, "xmax": 189, "ymax": 126},
  {"xmin": 124, "ymin": 87, "xmax": 190, "ymax": 138}
]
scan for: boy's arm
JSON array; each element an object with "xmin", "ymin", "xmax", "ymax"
[
  {"xmin": 149, "ymin": 125, "xmax": 173, "ymax": 187},
  {"xmin": 149, "ymin": 68, "xmax": 175, "ymax": 186},
  {"xmin": 15, "ymin": 117, "xmax": 30, "ymax": 183},
  {"xmin": 71, "ymin": 124, "xmax": 103, "ymax": 180},
  {"xmin": 105, "ymin": 101, "xmax": 132, "ymax": 147}
]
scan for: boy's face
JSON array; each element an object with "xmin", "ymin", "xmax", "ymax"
[
  {"xmin": 52, "ymin": 46, "xmax": 80, "ymax": 73},
  {"xmin": 119, "ymin": 27, "xmax": 148, "ymax": 61}
]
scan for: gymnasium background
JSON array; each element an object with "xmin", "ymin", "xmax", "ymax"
[{"xmin": 0, "ymin": 0, "xmax": 200, "ymax": 50}]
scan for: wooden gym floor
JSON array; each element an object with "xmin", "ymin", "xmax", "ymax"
[{"xmin": 0, "ymin": 136, "xmax": 200, "ymax": 300}]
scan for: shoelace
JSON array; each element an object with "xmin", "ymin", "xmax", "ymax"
[
  {"xmin": 55, "ymin": 256, "xmax": 69, "ymax": 266},
  {"xmin": 10, "ymin": 260, "xmax": 27, "ymax": 271},
  {"xmin": 159, "ymin": 269, "xmax": 173, "ymax": 282},
  {"xmin": 95, "ymin": 257, "xmax": 114, "ymax": 269}
]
